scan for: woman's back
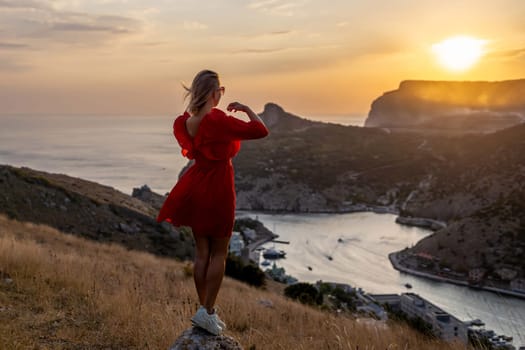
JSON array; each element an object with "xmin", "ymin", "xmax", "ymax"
[{"xmin": 174, "ymin": 108, "xmax": 268, "ymax": 162}]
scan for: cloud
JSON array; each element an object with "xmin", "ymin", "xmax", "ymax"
[
  {"xmin": 231, "ymin": 47, "xmax": 286, "ymax": 54},
  {"xmin": 0, "ymin": 1, "xmax": 142, "ymax": 46},
  {"xmin": 488, "ymin": 47, "xmax": 525, "ymax": 59},
  {"xmin": 51, "ymin": 17, "xmax": 137, "ymax": 34},
  {"xmin": 248, "ymin": 0, "xmax": 279, "ymax": 10},
  {"xmin": 0, "ymin": 0, "xmax": 51, "ymax": 10},
  {"xmin": 242, "ymin": 30, "xmax": 294, "ymax": 39},
  {"xmin": 0, "ymin": 57, "xmax": 31, "ymax": 71},
  {"xmin": 338, "ymin": 32, "xmax": 411, "ymax": 58},
  {"xmin": 248, "ymin": 0, "xmax": 305, "ymax": 17},
  {"xmin": 270, "ymin": 30, "xmax": 292, "ymax": 35},
  {"xmin": 183, "ymin": 20, "xmax": 208, "ymax": 31},
  {"xmin": 0, "ymin": 42, "xmax": 31, "ymax": 49}
]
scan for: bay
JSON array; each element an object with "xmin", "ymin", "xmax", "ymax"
[{"xmin": 249, "ymin": 212, "xmax": 525, "ymax": 347}]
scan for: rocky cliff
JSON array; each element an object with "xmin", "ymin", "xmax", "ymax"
[{"xmin": 365, "ymin": 80, "xmax": 525, "ymax": 133}]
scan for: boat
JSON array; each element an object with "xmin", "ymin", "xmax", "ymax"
[
  {"xmin": 263, "ymin": 248, "xmax": 286, "ymax": 259},
  {"xmin": 467, "ymin": 319, "xmax": 485, "ymax": 327},
  {"xmin": 404, "ymin": 283, "xmax": 412, "ymax": 289}
]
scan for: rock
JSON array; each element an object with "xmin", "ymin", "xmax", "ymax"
[
  {"xmin": 132, "ymin": 184, "xmax": 152, "ymax": 196},
  {"xmin": 395, "ymin": 216, "xmax": 447, "ymax": 231},
  {"xmin": 257, "ymin": 299, "xmax": 274, "ymax": 308},
  {"xmin": 259, "ymin": 102, "xmax": 318, "ymax": 132},
  {"xmin": 169, "ymin": 327, "xmax": 243, "ymax": 350},
  {"xmin": 118, "ymin": 222, "xmax": 140, "ymax": 234},
  {"xmin": 132, "ymin": 184, "xmax": 166, "ymax": 211}
]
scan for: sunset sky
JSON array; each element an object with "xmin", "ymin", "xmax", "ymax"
[{"xmin": 1, "ymin": 0, "xmax": 525, "ymax": 116}]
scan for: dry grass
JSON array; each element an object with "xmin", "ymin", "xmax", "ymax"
[{"xmin": 0, "ymin": 214, "xmax": 468, "ymax": 349}]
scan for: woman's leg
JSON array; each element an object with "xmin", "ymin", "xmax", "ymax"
[
  {"xmin": 193, "ymin": 234, "xmax": 210, "ymax": 306},
  {"xmin": 204, "ymin": 236, "xmax": 230, "ymax": 313}
]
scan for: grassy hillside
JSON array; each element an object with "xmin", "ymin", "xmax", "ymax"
[
  {"xmin": 0, "ymin": 214, "xmax": 465, "ymax": 349},
  {"xmin": 0, "ymin": 164, "xmax": 194, "ymax": 260}
]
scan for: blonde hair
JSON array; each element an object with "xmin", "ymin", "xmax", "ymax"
[{"xmin": 184, "ymin": 70, "xmax": 220, "ymax": 114}]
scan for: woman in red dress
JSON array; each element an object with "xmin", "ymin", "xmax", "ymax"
[{"xmin": 157, "ymin": 70, "xmax": 268, "ymax": 335}]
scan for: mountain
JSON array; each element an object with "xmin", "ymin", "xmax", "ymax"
[
  {"xmin": 365, "ymin": 80, "xmax": 525, "ymax": 133},
  {"xmin": 236, "ymin": 103, "xmax": 436, "ymax": 211},
  {"xmin": 233, "ymin": 103, "xmax": 525, "ymax": 280}
]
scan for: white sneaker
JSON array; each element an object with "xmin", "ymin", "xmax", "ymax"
[
  {"xmin": 191, "ymin": 306, "xmax": 223, "ymax": 335},
  {"xmin": 212, "ymin": 310, "xmax": 227, "ymax": 330}
]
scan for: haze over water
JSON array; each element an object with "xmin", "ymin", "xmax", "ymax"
[
  {"xmin": 0, "ymin": 114, "xmax": 364, "ymax": 195},
  {"xmin": 1, "ymin": 114, "xmax": 523, "ymax": 347}
]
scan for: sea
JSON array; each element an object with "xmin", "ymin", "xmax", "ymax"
[{"xmin": 1, "ymin": 113, "xmax": 524, "ymax": 346}]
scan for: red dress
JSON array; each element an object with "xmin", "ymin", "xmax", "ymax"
[{"xmin": 156, "ymin": 108, "xmax": 269, "ymax": 238}]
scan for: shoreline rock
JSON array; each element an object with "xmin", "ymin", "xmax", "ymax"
[{"xmin": 395, "ymin": 216, "xmax": 447, "ymax": 231}]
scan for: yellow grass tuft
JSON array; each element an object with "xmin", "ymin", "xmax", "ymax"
[{"xmin": 0, "ymin": 214, "xmax": 469, "ymax": 349}]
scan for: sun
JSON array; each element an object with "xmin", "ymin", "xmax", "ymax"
[{"xmin": 432, "ymin": 36, "xmax": 486, "ymax": 72}]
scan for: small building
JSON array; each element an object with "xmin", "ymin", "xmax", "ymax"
[
  {"xmin": 468, "ymin": 268, "xmax": 486, "ymax": 283},
  {"xmin": 414, "ymin": 252, "xmax": 437, "ymax": 268},
  {"xmin": 229, "ymin": 231, "xmax": 244, "ymax": 256},
  {"xmin": 242, "ymin": 228, "xmax": 257, "ymax": 242},
  {"xmin": 495, "ymin": 267, "xmax": 518, "ymax": 281},
  {"xmin": 316, "ymin": 281, "xmax": 354, "ymax": 294},
  {"xmin": 247, "ymin": 248, "xmax": 260, "ymax": 265},
  {"xmin": 369, "ymin": 294, "xmax": 402, "ymax": 311},
  {"xmin": 400, "ymin": 293, "xmax": 468, "ymax": 344},
  {"xmin": 357, "ymin": 303, "xmax": 388, "ymax": 320},
  {"xmin": 415, "ymin": 252, "xmax": 435, "ymax": 261},
  {"xmin": 510, "ymin": 278, "xmax": 525, "ymax": 293}
]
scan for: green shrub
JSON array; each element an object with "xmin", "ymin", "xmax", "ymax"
[
  {"xmin": 284, "ymin": 282, "xmax": 321, "ymax": 305},
  {"xmin": 225, "ymin": 254, "xmax": 265, "ymax": 287}
]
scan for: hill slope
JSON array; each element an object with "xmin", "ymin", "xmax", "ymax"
[
  {"xmin": 0, "ymin": 164, "xmax": 194, "ymax": 260},
  {"xmin": 0, "ymin": 214, "xmax": 463, "ymax": 349}
]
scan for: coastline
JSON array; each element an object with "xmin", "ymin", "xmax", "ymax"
[
  {"xmin": 237, "ymin": 204, "xmax": 399, "ymax": 216},
  {"xmin": 389, "ymin": 251, "xmax": 525, "ymax": 300}
]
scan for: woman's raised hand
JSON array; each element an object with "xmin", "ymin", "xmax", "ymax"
[
  {"xmin": 226, "ymin": 102, "xmax": 247, "ymax": 113},
  {"xmin": 226, "ymin": 102, "xmax": 266, "ymax": 125}
]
